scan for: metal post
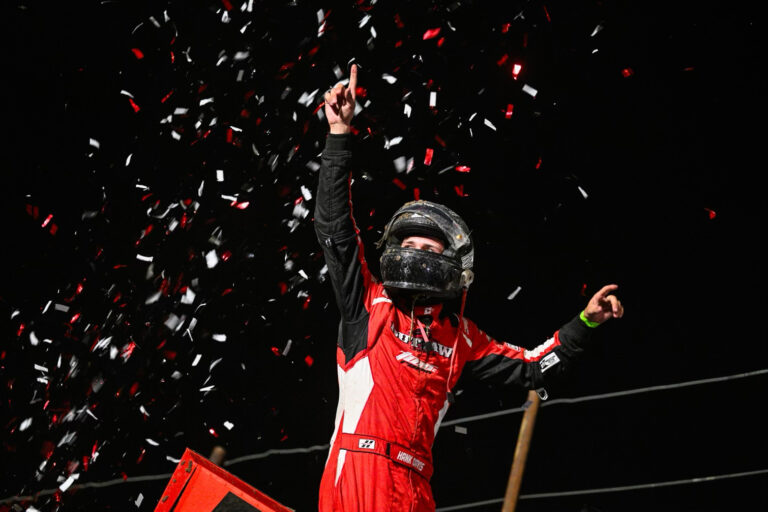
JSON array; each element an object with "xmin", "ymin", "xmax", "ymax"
[{"xmin": 501, "ymin": 390, "xmax": 541, "ymax": 512}]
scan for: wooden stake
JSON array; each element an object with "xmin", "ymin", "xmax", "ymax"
[
  {"xmin": 209, "ymin": 445, "xmax": 227, "ymax": 466},
  {"xmin": 501, "ymin": 390, "xmax": 541, "ymax": 512}
]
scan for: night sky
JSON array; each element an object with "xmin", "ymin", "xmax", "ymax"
[{"xmin": 3, "ymin": 1, "xmax": 767, "ymax": 511}]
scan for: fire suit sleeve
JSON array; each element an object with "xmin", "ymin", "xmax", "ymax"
[
  {"xmin": 314, "ymin": 134, "xmax": 373, "ymax": 362},
  {"xmin": 462, "ymin": 315, "xmax": 594, "ymax": 389}
]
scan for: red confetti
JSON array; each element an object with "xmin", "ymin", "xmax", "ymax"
[
  {"xmin": 209, "ymin": 428, "xmax": 219, "ymax": 437},
  {"xmin": 436, "ymin": 37, "xmax": 445, "ymax": 47},
  {"xmin": 413, "ymin": 187, "xmax": 420, "ymax": 200},
  {"xmin": 502, "ymin": 23, "xmax": 511, "ymax": 33},
  {"xmin": 160, "ymin": 90, "xmax": 174, "ymax": 103},
  {"xmin": 41, "ymin": 213, "xmax": 53, "ymax": 228},
  {"xmin": 121, "ymin": 341, "xmax": 137, "ymax": 361},
  {"xmin": 535, "ymin": 157, "xmax": 542, "ymax": 169},
  {"xmin": 302, "ymin": 296, "xmax": 311, "ymax": 310},
  {"xmin": 497, "ymin": 54, "xmax": 508, "ymax": 67},
  {"xmin": 505, "ymin": 103, "xmax": 514, "ymax": 119},
  {"xmin": 424, "ymin": 148, "xmax": 434, "ymax": 166},
  {"xmin": 543, "ymin": 5, "xmax": 551, "ymax": 22},
  {"xmin": 454, "ymin": 165, "xmax": 471, "ymax": 173},
  {"xmin": 220, "ymin": 0, "xmax": 233, "ymax": 10},
  {"xmin": 131, "ymin": 48, "xmax": 144, "ymax": 60},
  {"xmin": 621, "ymin": 67, "xmax": 634, "ymax": 78},
  {"xmin": 271, "ymin": 346, "xmax": 281, "ymax": 356},
  {"xmin": 454, "ymin": 184, "xmax": 468, "ymax": 197},
  {"xmin": 705, "ymin": 208, "xmax": 716, "ymax": 219},
  {"xmin": 580, "ymin": 283, "xmax": 587, "ymax": 296},
  {"xmin": 392, "ymin": 178, "xmax": 407, "ymax": 190},
  {"xmin": 423, "ymin": 28, "xmax": 441, "ymax": 40},
  {"xmin": 304, "ymin": 355, "xmax": 314, "ymax": 367}
]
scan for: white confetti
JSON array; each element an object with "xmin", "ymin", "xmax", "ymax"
[
  {"xmin": 454, "ymin": 425, "xmax": 468, "ymax": 434},
  {"xmin": 89, "ymin": 138, "xmax": 100, "ymax": 149},
  {"xmin": 135, "ymin": 493, "xmax": 144, "ymax": 507},
  {"xmin": 429, "ymin": 91, "xmax": 437, "ymax": 107},
  {"xmin": 119, "ymin": 90, "xmax": 134, "ymax": 98},
  {"xmin": 282, "ymin": 339, "xmax": 293, "ymax": 356},
  {"xmin": 293, "ymin": 202, "xmax": 310, "ymax": 219},
  {"xmin": 181, "ymin": 288, "xmax": 196, "ymax": 304},
  {"xmin": 507, "ymin": 286, "xmax": 522, "ymax": 300},
  {"xmin": 216, "ymin": 170, "xmax": 225, "ymax": 182},
  {"xmin": 403, "ymin": 104, "xmax": 412, "ymax": 117},
  {"xmin": 59, "ymin": 473, "xmax": 80, "ymax": 492},
  {"xmin": 224, "ymin": 421, "xmax": 234, "ymax": 430},
  {"xmin": 200, "ymin": 385, "xmax": 216, "ymax": 392},
  {"xmin": 205, "ymin": 250, "xmax": 219, "ymax": 268},
  {"xmin": 591, "ymin": 24, "xmax": 603, "ymax": 37},
  {"xmin": 34, "ymin": 364, "xmax": 48, "ymax": 373},
  {"xmin": 393, "ymin": 156, "xmax": 407, "ymax": 172},
  {"xmin": 522, "ymin": 84, "xmax": 538, "ymax": 98},
  {"xmin": 300, "ymin": 185, "xmax": 313, "ymax": 201},
  {"xmin": 200, "ymin": 97, "xmax": 214, "ymax": 106},
  {"xmin": 212, "ymin": 333, "xmax": 227, "ymax": 342},
  {"xmin": 192, "ymin": 354, "xmax": 202, "ymax": 367},
  {"xmin": 20, "ymin": 418, "xmax": 33, "ymax": 431},
  {"xmin": 30, "ymin": 331, "xmax": 39, "ymax": 346},
  {"xmin": 382, "ymin": 73, "xmax": 397, "ymax": 84},
  {"xmin": 209, "ymin": 358, "xmax": 222, "ymax": 371},
  {"xmin": 577, "ymin": 186, "xmax": 588, "ymax": 199},
  {"xmin": 359, "ymin": 14, "xmax": 371, "ymax": 27},
  {"xmin": 145, "ymin": 438, "xmax": 159, "ymax": 446},
  {"xmin": 483, "ymin": 118, "xmax": 497, "ymax": 131}
]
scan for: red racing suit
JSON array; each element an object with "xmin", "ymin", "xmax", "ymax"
[{"xmin": 314, "ymin": 134, "xmax": 595, "ymax": 512}]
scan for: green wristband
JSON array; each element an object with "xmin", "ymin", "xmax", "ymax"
[{"xmin": 579, "ymin": 310, "xmax": 600, "ymax": 328}]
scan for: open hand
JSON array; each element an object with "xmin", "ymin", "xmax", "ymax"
[{"xmin": 324, "ymin": 64, "xmax": 358, "ymax": 134}]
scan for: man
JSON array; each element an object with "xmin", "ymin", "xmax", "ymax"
[{"xmin": 314, "ymin": 64, "xmax": 624, "ymax": 512}]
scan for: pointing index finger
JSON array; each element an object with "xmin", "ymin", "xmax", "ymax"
[
  {"xmin": 348, "ymin": 64, "xmax": 358, "ymax": 97},
  {"xmin": 595, "ymin": 284, "xmax": 619, "ymax": 300}
]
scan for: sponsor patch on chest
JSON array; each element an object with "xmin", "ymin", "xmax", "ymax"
[{"xmin": 396, "ymin": 351, "xmax": 437, "ymax": 373}]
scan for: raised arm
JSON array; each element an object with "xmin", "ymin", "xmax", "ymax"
[{"xmin": 314, "ymin": 65, "xmax": 372, "ymax": 339}]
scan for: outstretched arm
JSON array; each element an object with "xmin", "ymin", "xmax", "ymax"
[{"xmin": 463, "ymin": 285, "xmax": 624, "ymax": 390}]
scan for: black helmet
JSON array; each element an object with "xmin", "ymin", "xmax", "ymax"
[{"xmin": 376, "ymin": 200, "xmax": 474, "ymax": 299}]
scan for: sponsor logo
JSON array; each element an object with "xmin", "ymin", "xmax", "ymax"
[
  {"xmin": 396, "ymin": 450, "xmax": 426, "ymax": 472},
  {"xmin": 391, "ymin": 324, "xmax": 454, "ymax": 357},
  {"xmin": 396, "ymin": 351, "xmax": 437, "ymax": 373},
  {"xmin": 539, "ymin": 352, "xmax": 560, "ymax": 372},
  {"xmin": 358, "ymin": 439, "xmax": 376, "ymax": 450}
]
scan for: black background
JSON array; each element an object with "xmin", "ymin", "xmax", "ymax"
[{"xmin": 2, "ymin": 1, "xmax": 767, "ymax": 511}]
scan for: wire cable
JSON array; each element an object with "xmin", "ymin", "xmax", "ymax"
[
  {"xmin": 439, "ymin": 368, "xmax": 768, "ymax": 427},
  {"xmin": 434, "ymin": 468, "xmax": 768, "ymax": 511},
  {"xmin": 2, "ymin": 369, "xmax": 765, "ymax": 505}
]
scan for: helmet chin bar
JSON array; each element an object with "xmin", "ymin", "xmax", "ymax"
[{"xmin": 380, "ymin": 247, "xmax": 468, "ymax": 299}]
